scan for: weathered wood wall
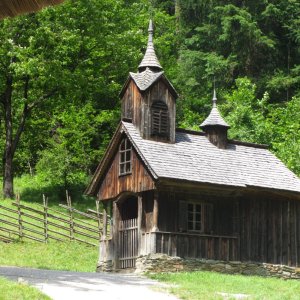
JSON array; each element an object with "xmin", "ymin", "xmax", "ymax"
[
  {"xmin": 98, "ymin": 148, "xmax": 155, "ymax": 200},
  {"xmin": 157, "ymin": 191, "xmax": 236, "ymax": 236},
  {"xmin": 141, "ymin": 232, "xmax": 238, "ymax": 261},
  {"xmin": 142, "ymin": 191, "xmax": 154, "ymax": 232},
  {"xmin": 142, "ymin": 80, "xmax": 176, "ymax": 143},
  {"xmin": 121, "ymin": 79, "xmax": 176, "ymax": 143},
  {"xmin": 239, "ymin": 196, "xmax": 300, "ymax": 266},
  {"xmin": 122, "ymin": 80, "xmax": 142, "ymax": 131},
  {"xmin": 155, "ymin": 190, "xmax": 300, "ymax": 267}
]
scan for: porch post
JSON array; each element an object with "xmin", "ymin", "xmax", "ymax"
[
  {"xmin": 137, "ymin": 194, "xmax": 143, "ymax": 255},
  {"xmin": 152, "ymin": 191, "xmax": 159, "ymax": 232},
  {"xmin": 112, "ymin": 201, "xmax": 120, "ymax": 269},
  {"xmin": 98, "ymin": 199, "xmax": 108, "ymax": 268}
]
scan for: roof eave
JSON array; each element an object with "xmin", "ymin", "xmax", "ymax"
[
  {"xmin": 84, "ymin": 122, "xmax": 123, "ymax": 196},
  {"xmin": 157, "ymin": 177, "xmax": 300, "ymax": 199},
  {"xmin": 0, "ymin": 0, "xmax": 64, "ymax": 19}
]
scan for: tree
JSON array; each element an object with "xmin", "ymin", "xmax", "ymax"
[{"xmin": 0, "ymin": 0, "xmax": 176, "ymax": 198}]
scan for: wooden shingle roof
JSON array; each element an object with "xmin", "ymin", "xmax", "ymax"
[
  {"xmin": 120, "ymin": 68, "xmax": 178, "ymax": 98},
  {"xmin": 123, "ymin": 121, "xmax": 300, "ymax": 194},
  {"xmin": 200, "ymin": 90, "xmax": 230, "ymax": 128},
  {"xmin": 130, "ymin": 68, "xmax": 164, "ymax": 91}
]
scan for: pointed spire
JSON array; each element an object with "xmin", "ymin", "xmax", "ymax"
[
  {"xmin": 138, "ymin": 20, "xmax": 162, "ymax": 72},
  {"xmin": 200, "ymin": 88, "xmax": 230, "ymax": 129},
  {"xmin": 200, "ymin": 87, "xmax": 230, "ymax": 149}
]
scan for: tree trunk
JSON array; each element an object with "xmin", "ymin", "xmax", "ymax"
[{"xmin": 3, "ymin": 75, "xmax": 14, "ymax": 199}]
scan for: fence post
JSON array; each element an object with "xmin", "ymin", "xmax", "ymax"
[
  {"xmin": 16, "ymin": 194, "xmax": 23, "ymax": 241},
  {"xmin": 43, "ymin": 194, "xmax": 48, "ymax": 243},
  {"xmin": 66, "ymin": 190, "xmax": 74, "ymax": 241}
]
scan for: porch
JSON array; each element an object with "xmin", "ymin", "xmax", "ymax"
[{"xmin": 141, "ymin": 231, "xmax": 239, "ymax": 261}]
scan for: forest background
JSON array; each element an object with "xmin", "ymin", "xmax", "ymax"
[{"xmin": 0, "ymin": 0, "xmax": 299, "ymax": 199}]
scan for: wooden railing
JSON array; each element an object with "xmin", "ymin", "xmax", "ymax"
[
  {"xmin": 0, "ymin": 194, "xmax": 105, "ymax": 246},
  {"xmin": 141, "ymin": 231, "xmax": 239, "ymax": 261}
]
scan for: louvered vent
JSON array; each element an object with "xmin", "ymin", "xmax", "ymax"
[{"xmin": 151, "ymin": 101, "xmax": 169, "ymax": 138}]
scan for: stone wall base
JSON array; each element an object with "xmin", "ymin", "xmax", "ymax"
[
  {"xmin": 96, "ymin": 260, "xmax": 113, "ymax": 272},
  {"xmin": 135, "ymin": 254, "xmax": 300, "ymax": 279}
]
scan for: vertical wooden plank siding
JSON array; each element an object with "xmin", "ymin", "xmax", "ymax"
[
  {"xmin": 122, "ymin": 79, "xmax": 176, "ymax": 143},
  {"xmin": 98, "ymin": 148, "xmax": 155, "ymax": 200},
  {"xmin": 144, "ymin": 232, "xmax": 238, "ymax": 261},
  {"xmin": 239, "ymin": 197, "xmax": 300, "ymax": 267}
]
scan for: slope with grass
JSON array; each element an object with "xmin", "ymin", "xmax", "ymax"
[
  {"xmin": 0, "ymin": 241, "xmax": 98, "ymax": 272},
  {"xmin": 150, "ymin": 271, "xmax": 300, "ymax": 300}
]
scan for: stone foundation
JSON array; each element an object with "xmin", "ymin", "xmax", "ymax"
[
  {"xmin": 96, "ymin": 260, "xmax": 113, "ymax": 272},
  {"xmin": 135, "ymin": 254, "xmax": 300, "ymax": 279}
]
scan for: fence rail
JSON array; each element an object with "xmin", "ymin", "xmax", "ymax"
[{"xmin": 0, "ymin": 192, "xmax": 105, "ymax": 247}]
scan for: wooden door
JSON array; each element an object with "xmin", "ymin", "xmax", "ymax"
[{"xmin": 119, "ymin": 218, "xmax": 138, "ymax": 269}]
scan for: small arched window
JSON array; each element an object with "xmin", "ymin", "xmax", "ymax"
[
  {"xmin": 119, "ymin": 138, "xmax": 132, "ymax": 176},
  {"xmin": 151, "ymin": 101, "xmax": 169, "ymax": 138}
]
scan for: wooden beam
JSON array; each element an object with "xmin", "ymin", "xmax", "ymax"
[
  {"xmin": 152, "ymin": 191, "xmax": 159, "ymax": 232},
  {"xmin": 137, "ymin": 195, "xmax": 143, "ymax": 255}
]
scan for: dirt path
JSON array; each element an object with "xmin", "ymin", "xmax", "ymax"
[{"xmin": 0, "ymin": 266, "xmax": 178, "ymax": 300}]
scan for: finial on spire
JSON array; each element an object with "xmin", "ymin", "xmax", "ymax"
[
  {"xmin": 212, "ymin": 77, "xmax": 217, "ymax": 107},
  {"xmin": 212, "ymin": 88, "xmax": 217, "ymax": 107},
  {"xmin": 147, "ymin": 19, "xmax": 153, "ymax": 44},
  {"xmin": 138, "ymin": 19, "xmax": 162, "ymax": 72}
]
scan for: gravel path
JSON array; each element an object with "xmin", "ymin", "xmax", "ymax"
[{"xmin": 0, "ymin": 266, "xmax": 178, "ymax": 300}]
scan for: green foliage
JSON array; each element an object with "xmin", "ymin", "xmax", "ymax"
[
  {"xmin": 0, "ymin": 0, "xmax": 176, "ymax": 194},
  {"xmin": 221, "ymin": 77, "xmax": 269, "ymax": 144},
  {"xmin": 267, "ymin": 97, "xmax": 300, "ymax": 174},
  {"xmin": 13, "ymin": 175, "xmax": 94, "ymax": 206},
  {"xmin": 0, "ymin": 0, "xmax": 300, "ymax": 196}
]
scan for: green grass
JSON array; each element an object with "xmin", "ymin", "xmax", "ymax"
[
  {"xmin": 0, "ymin": 177, "xmax": 101, "ymax": 273},
  {"xmin": 150, "ymin": 271, "xmax": 300, "ymax": 300},
  {"xmin": 0, "ymin": 277, "xmax": 50, "ymax": 300},
  {"xmin": 0, "ymin": 241, "xmax": 98, "ymax": 272}
]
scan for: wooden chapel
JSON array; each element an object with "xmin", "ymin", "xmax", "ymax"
[{"xmin": 86, "ymin": 20, "xmax": 300, "ymax": 271}]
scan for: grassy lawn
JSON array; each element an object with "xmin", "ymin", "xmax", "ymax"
[
  {"xmin": 0, "ymin": 241, "xmax": 98, "ymax": 272},
  {"xmin": 150, "ymin": 271, "xmax": 300, "ymax": 300},
  {"xmin": 0, "ymin": 277, "xmax": 50, "ymax": 300}
]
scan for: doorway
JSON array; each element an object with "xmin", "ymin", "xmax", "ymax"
[{"xmin": 118, "ymin": 196, "xmax": 138, "ymax": 269}]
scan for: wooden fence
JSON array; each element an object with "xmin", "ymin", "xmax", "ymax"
[{"xmin": 0, "ymin": 192, "xmax": 105, "ymax": 247}]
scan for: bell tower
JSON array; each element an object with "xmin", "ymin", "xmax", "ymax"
[{"xmin": 119, "ymin": 20, "xmax": 178, "ymax": 143}]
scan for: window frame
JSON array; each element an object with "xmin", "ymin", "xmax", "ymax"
[
  {"xmin": 151, "ymin": 100, "xmax": 169, "ymax": 138},
  {"xmin": 187, "ymin": 202, "xmax": 204, "ymax": 232},
  {"xmin": 119, "ymin": 138, "xmax": 132, "ymax": 176}
]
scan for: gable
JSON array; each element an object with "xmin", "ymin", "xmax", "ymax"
[
  {"xmin": 98, "ymin": 141, "xmax": 155, "ymax": 200},
  {"xmin": 119, "ymin": 69, "xmax": 178, "ymax": 99},
  {"xmin": 86, "ymin": 126, "xmax": 155, "ymax": 200}
]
